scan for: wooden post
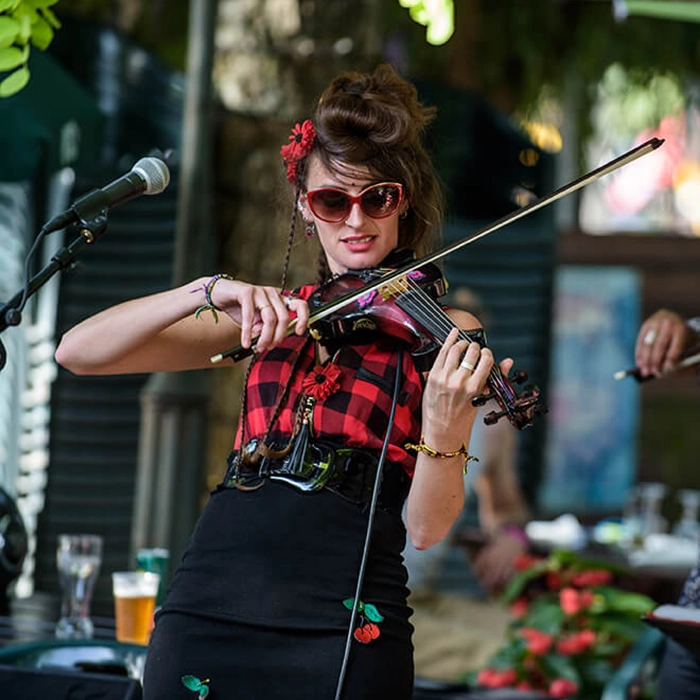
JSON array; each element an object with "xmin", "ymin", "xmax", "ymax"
[{"xmin": 130, "ymin": 0, "xmax": 218, "ymax": 568}]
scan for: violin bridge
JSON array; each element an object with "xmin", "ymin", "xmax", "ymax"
[{"xmin": 379, "ymin": 276, "xmax": 410, "ymax": 301}]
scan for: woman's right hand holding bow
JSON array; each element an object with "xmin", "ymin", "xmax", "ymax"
[{"xmin": 55, "ymin": 275, "xmax": 309, "ymax": 376}]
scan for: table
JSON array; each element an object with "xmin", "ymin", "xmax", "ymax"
[{"xmin": 0, "ymin": 593, "xmax": 146, "ymax": 698}]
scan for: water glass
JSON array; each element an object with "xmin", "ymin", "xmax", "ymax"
[
  {"xmin": 55, "ymin": 533, "xmax": 103, "ymax": 639},
  {"xmin": 674, "ymin": 489, "xmax": 700, "ymax": 541}
]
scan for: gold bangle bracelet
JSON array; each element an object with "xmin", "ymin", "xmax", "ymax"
[{"xmin": 404, "ymin": 436, "xmax": 479, "ymax": 473}]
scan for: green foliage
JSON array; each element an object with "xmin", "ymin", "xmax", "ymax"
[
  {"xmin": 0, "ymin": 0, "xmax": 60, "ymax": 97},
  {"xmin": 385, "ymin": 1, "xmax": 700, "ymax": 159},
  {"xmin": 475, "ymin": 3, "xmax": 700, "ymax": 111},
  {"xmin": 398, "ymin": 0, "xmax": 454, "ymax": 45}
]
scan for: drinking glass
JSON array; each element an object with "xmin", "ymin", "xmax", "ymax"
[
  {"xmin": 622, "ymin": 482, "xmax": 668, "ymax": 550},
  {"xmin": 674, "ymin": 489, "xmax": 700, "ymax": 541},
  {"xmin": 136, "ymin": 547, "xmax": 170, "ymax": 606},
  {"xmin": 112, "ymin": 571, "xmax": 160, "ymax": 645},
  {"xmin": 638, "ymin": 482, "xmax": 668, "ymax": 538},
  {"xmin": 55, "ymin": 533, "xmax": 103, "ymax": 639}
]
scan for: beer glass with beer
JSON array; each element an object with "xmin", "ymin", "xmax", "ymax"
[{"xmin": 111, "ymin": 571, "xmax": 160, "ymax": 645}]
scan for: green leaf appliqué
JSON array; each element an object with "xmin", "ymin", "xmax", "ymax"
[
  {"xmin": 181, "ymin": 675, "xmax": 210, "ymax": 699},
  {"xmin": 363, "ymin": 603, "xmax": 384, "ymax": 623}
]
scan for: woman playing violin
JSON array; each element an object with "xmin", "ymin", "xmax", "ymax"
[{"xmin": 55, "ymin": 64, "xmax": 512, "ymax": 700}]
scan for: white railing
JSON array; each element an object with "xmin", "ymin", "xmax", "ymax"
[{"xmin": 0, "ymin": 171, "xmax": 73, "ymax": 598}]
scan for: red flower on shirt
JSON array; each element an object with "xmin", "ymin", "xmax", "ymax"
[{"xmin": 302, "ymin": 362, "xmax": 341, "ymax": 400}]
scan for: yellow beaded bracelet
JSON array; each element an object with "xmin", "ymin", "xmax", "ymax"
[{"xmin": 404, "ymin": 436, "xmax": 479, "ymax": 473}]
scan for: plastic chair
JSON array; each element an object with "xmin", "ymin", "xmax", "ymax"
[
  {"xmin": 0, "ymin": 637, "xmax": 147, "ymax": 679},
  {"xmin": 601, "ymin": 627, "xmax": 666, "ymax": 700}
]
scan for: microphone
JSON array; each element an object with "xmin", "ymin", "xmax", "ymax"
[{"xmin": 43, "ymin": 156, "xmax": 171, "ymax": 233}]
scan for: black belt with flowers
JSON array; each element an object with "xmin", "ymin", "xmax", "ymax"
[{"xmin": 221, "ymin": 437, "xmax": 409, "ymax": 513}]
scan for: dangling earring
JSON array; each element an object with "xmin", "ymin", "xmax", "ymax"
[
  {"xmin": 305, "ymin": 220, "xmax": 316, "ymax": 239},
  {"xmin": 400, "ymin": 209, "xmax": 409, "ymax": 220}
]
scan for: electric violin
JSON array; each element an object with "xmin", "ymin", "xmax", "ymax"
[{"xmin": 308, "ymin": 257, "xmax": 546, "ymax": 429}]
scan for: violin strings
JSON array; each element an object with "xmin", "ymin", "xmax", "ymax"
[{"xmin": 384, "ymin": 278, "xmax": 515, "ymax": 400}]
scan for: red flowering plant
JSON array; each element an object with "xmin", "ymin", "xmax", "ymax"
[{"xmin": 467, "ymin": 550, "xmax": 656, "ymax": 699}]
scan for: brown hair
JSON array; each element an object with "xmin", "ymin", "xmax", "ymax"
[{"xmin": 282, "ymin": 64, "xmax": 445, "ymax": 287}]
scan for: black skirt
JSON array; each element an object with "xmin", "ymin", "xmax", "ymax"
[{"xmin": 142, "ymin": 480, "xmax": 414, "ymax": 700}]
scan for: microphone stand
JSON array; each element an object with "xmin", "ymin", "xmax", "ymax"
[{"xmin": 0, "ymin": 210, "xmax": 109, "ymax": 372}]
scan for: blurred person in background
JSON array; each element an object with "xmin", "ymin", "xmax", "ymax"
[{"xmin": 635, "ymin": 308, "xmax": 700, "ymax": 700}]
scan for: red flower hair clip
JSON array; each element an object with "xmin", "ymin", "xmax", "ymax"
[{"xmin": 280, "ymin": 119, "xmax": 315, "ymax": 184}]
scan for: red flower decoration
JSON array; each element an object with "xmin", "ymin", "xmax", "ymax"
[
  {"xmin": 518, "ymin": 628, "xmax": 553, "ymax": 656},
  {"xmin": 571, "ymin": 569, "xmax": 613, "ymax": 587},
  {"xmin": 302, "ymin": 362, "xmax": 341, "ymax": 400},
  {"xmin": 560, "ymin": 587, "xmax": 594, "ymax": 616},
  {"xmin": 549, "ymin": 678, "xmax": 579, "ymax": 698},
  {"xmin": 557, "ymin": 629, "xmax": 597, "ymax": 656},
  {"xmin": 546, "ymin": 571, "xmax": 563, "ymax": 591},
  {"xmin": 477, "ymin": 667, "xmax": 518, "ymax": 689},
  {"xmin": 513, "ymin": 553, "xmax": 543, "ymax": 572},
  {"xmin": 560, "ymin": 587, "xmax": 582, "ymax": 616},
  {"xmin": 280, "ymin": 119, "xmax": 315, "ymax": 183},
  {"xmin": 509, "ymin": 597, "xmax": 529, "ymax": 619}
]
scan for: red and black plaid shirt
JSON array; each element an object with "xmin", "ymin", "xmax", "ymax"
[{"xmin": 235, "ymin": 284, "xmax": 424, "ymax": 476}]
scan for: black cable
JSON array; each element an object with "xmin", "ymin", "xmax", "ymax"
[
  {"xmin": 15, "ymin": 226, "xmax": 49, "ymax": 317},
  {"xmin": 333, "ymin": 346, "xmax": 404, "ymax": 700}
]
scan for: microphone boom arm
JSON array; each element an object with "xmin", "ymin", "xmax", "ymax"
[{"xmin": 0, "ymin": 219, "xmax": 110, "ymax": 373}]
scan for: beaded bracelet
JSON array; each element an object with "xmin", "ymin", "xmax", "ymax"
[
  {"xmin": 404, "ymin": 436, "xmax": 479, "ymax": 474},
  {"xmin": 194, "ymin": 273, "xmax": 235, "ymax": 322}
]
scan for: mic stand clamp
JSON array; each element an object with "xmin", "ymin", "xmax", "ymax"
[{"xmin": 0, "ymin": 211, "xmax": 110, "ymax": 372}]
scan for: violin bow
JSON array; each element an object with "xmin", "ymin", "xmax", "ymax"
[
  {"xmin": 212, "ymin": 137, "xmax": 664, "ymax": 363},
  {"xmin": 614, "ymin": 346, "xmax": 700, "ymax": 382}
]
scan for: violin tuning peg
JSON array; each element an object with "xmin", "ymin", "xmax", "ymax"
[
  {"xmin": 511, "ymin": 369, "xmax": 528, "ymax": 384},
  {"xmin": 484, "ymin": 409, "xmax": 508, "ymax": 426},
  {"xmin": 523, "ymin": 384, "xmax": 542, "ymax": 400},
  {"xmin": 472, "ymin": 392, "xmax": 494, "ymax": 407}
]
